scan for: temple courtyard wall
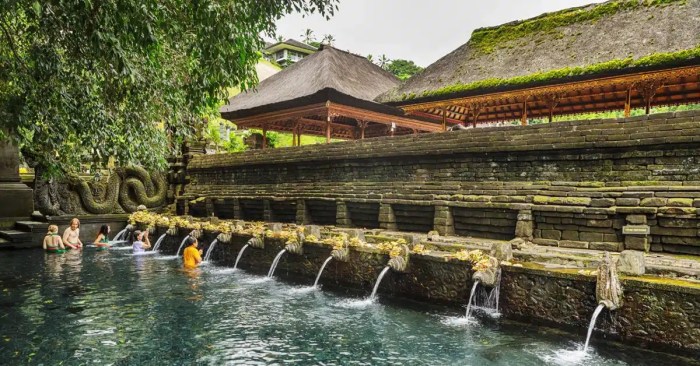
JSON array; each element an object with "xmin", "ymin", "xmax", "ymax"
[{"xmin": 178, "ymin": 110, "xmax": 700, "ymax": 256}]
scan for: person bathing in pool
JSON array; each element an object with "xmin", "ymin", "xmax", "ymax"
[
  {"xmin": 182, "ymin": 237, "xmax": 203, "ymax": 269},
  {"xmin": 43, "ymin": 225, "xmax": 65, "ymax": 252},
  {"xmin": 94, "ymin": 225, "xmax": 111, "ymax": 250},
  {"xmin": 132, "ymin": 230, "xmax": 152, "ymax": 254},
  {"xmin": 62, "ymin": 218, "xmax": 83, "ymax": 249}
]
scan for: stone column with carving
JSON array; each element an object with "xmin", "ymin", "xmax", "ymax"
[
  {"xmin": 0, "ymin": 140, "xmax": 33, "ymax": 225},
  {"xmin": 336, "ymin": 201, "xmax": 350, "ymax": 227},
  {"xmin": 378, "ymin": 203, "xmax": 397, "ymax": 231},
  {"xmin": 433, "ymin": 204, "xmax": 454, "ymax": 235}
]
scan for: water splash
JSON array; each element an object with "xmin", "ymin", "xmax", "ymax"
[
  {"xmin": 584, "ymin": 304, "xmax": 605, "ymax": 352},
  {"xmin": 233, "ymin": 244, "xmax": 249, "ymax": 270},
  {"xmin": 465, "ymin": 280, "xmax": 480, "ymax": 321},
  {"xmin": 313, "ymin": 256, "xmax": 333, "ymax": 288},
  {"xmin": 203, "ymin": 240, "xmax": 218, "ymax": 262},
  {"xmin": 175, "ymin": 236, "xmax": 190, "ymax": 257},
  {"xmin": 151, "ymin": 234, "xmax": 167, "ymax": 252},
  {"xmin": 267, "ymin": 249, "xmax": 287, "ymax": 277},
  {"xmin": 370, "ymin": 266, "xmax": 391, "ymax": 300}
]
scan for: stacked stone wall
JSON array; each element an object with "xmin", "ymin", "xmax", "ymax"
[{"xmin": 182, "ymin": 111, "xmax": 700, "ymax": 254}]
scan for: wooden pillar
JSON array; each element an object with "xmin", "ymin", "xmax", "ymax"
[
  {"xmin": 541, "ymin": 94, "xmax": 561, "ymax": 123},
  {"xmin": 624, "ymin": 86, "xmax": 632, "ymax": 118},
  {"xmin": 638, "ymin": 80, "xmax": 662, "ymax": 115},
  {"xmin": 325, "ymin": 116, "xmax": 331, "ymax": 144},
  {"xmin": 357, "ymin": 121, "xmax": 367, "ymax": 140},
  {"xmin": 262, "ymin": 127, "xmax": 267, "ymax": 149},
  {"xmin": 441, "ymin": 107, "xmax": 447, "ymax": 131},
  {"xmin": 521, "ymin": 100, "xmax": 528, "ymax": 126}
]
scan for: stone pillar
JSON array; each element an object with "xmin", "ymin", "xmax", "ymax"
[
  {"xmin": 232, "ymin": 198, "xmax": 241, "ymax": 220},
  {"xmin": 204, "ymin": 198, "xmax": 215, "ymax": 217},
  {"xmin": 336, "ymin": 201, "xmax": 350, "ymax": 227},
  {"xmin": 295, "ymin": 199, "xmax": 309, "ymax": 225},
  {"xmin": 378, "ymin": 203, "xmax": 397, "ymax": 231},
  {"xmin": 433, "ymin": 205, "xmax": 454, "ymax": 235},
  {"xmin": 515, "ymin": 209, "xmax": 534, "ymax": 240},
  {"xmin": 623, "ymin": 214, "xmax": 650, "ymax": 252},
  {"xmin": 263, "ymin": 199, "xmax": 272, "ymax": 222},
  {"xmin": 0, "ymin": 140, "xmax": 33, "ymax": 223}
]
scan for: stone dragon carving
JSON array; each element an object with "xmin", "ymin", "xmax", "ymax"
[{"xmin": 34, "ymin": 166, "xmax": 166, "ymax": 215}]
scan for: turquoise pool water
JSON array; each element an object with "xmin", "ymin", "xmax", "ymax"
[{"xmin": 0, "ymin": 249, "xmax": 695, "ymax": 365}]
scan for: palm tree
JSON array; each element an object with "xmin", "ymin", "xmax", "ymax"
[
  {"xmin": 275, "ymin": 35, "xmax": 284, "ymax": 42},
  {"xmin": 301, "ymin": 28, "xmax": 315, "ymax": 44},
  {"xmin": 378, "ymin": 54, "xmax": 390, "ymax": 68},
  {"xmin": 322, "ymin": 34, "xmax": 335, "ymax": 46}
]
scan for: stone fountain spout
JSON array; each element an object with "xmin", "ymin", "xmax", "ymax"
[
  {"xmin": 330, "ymin": 237, "xmax": 350, "ymax": 262},
  {"xmin": 596, "ymin": 252, "xmax": 624, "ymax": 310},
  {"xmin": 284, "ymin": 230, "xmax": 305, "ymax": 255},
  {"xmin": 472, "ymin": 256, "xmax": 501, "ymax": 288},
  {"xmin": 387, "ymin": 245, "xmax": 410, "ymax": 273},
  {"xmin": 190, "ymin": 229, "xmax": 202, "ymax": 239},
  {"xmin": 247, "ymin": 236, "xmax": 264, "ymax": 249},
  {"xmin": 216, "ymin": 232, "xmax": 232, "ymax": 244}
]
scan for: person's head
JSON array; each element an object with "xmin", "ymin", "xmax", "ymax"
[
  {"xmin": 47, "ymin": 225, "xmax": 58, "ymax": 234},
  {"xmin": 98, "ymin": 225, "xmax": 110, "ymax": 236},
  {"xmin": 133, "ymin": 230, "xmax": 143, "ymax": 241},
  {"xmin": 185, "ymin": 236, "xmax": 198, "ymax": 248},
  {"xmin": 70, "ymin": 218, "xmax": 80, "ymax": 229}
]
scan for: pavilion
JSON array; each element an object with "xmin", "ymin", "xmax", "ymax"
[
  {"xmin": 376, "ymin": 0, "xmax": 700, "ymax": 127},
  {"xmin": 220, "ymin": 45, "xmax": 442, "ymax": 147}
]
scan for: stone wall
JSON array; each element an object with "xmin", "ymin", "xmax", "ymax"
[
  {"xmin": 153, "ymin": 228, "xmax": 700, "ymax": 356},
  {"xmin": 181, "ymin": 111, "xmax": 700, "ymax": 255}
]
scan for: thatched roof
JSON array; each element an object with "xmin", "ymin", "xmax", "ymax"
[
  {"xmin": 378, "ymin": 0, "xmax": 700, "ymax": 104},
  {"xmin": 264, "ymin": 38, "xmax": 318, "ymax": 53},
  {"xmin": 221, "ymin": 45, "xmax": 401, "ymax": 119}
]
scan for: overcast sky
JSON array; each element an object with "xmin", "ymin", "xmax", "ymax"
[{"xmin": 275, "ymin": 0, "xmax": 606, "ymax": 66}]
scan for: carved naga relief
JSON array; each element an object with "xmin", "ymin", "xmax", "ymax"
[{"xmin": 34, "ymin": 166, "xmax": 167, "ymax": 215}]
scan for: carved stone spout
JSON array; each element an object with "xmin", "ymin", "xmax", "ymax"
[
  {"xmin": 596, "ymin": 252, "xmax": 624, "ymax": 310},
  {"xmin": 388, "ymin": 244, "xmax": 410, "ymax": 273},
  {"xmin": 472, "ymin": 256, "xmax": 501, "ymax": 287},
  {"xmin": 285, "ymin": 231, "xmax": 305, "ymax": 255},
  {"xmin": 166, "ymin": 227, "xmax": 178, "ymax": 236},
  {"xmin": 330, "ymin": 237, "xmax": 350, "ymax": 262},
  {"xmin": 216, "ymin": 232, "xmax": 232, "ymax": 244},
  {"xmin": 190, "ymin": 229, "xmax": 202, "ymax": 239},
  {"xmin": 247, "ymin": 236, "xmax": 264, "ymax": 249}
]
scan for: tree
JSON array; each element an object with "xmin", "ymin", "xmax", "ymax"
[
  {"xmin": 322, "ymin": 34, "xmax": 336, "ymax": 46},
  {"xmin": 366, "ymin": 54, "xmax": 374, "ymax": 63},
  {"xmin": 0, "ymin": 0, "xmax": 337, "ymax": 177},
  {"xmin": 384, "ymin": 59, "xmax": 424, "ymax": 80},
  {"xmin": 378, "ymin": 54, "xmax": 390, "ymax": 68},
  {"xmin": 301, "ymin": 28, "xmax": 316, "ymax": 44}
]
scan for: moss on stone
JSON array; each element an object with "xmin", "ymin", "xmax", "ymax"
[
  {"xmin": 667, "ymin": 198, "xmax": 694, "ymax": 207},
  {"xmin": 533, "ymin": 195, "xmax": 549, "ymax": 204}
]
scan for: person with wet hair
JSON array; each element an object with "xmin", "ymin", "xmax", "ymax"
[{"xmin": 182, "ymin": 237, "xmax": 203, "ymax": 269}]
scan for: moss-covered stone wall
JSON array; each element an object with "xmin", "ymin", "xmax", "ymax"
[{"xmin": 182, "ymin": 111, "xmax": 700, "ymax": 255}]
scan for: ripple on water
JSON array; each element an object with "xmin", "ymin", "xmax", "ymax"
[
  {"xmin": 532, "ymin": 343, "xmax": 602, "ymax": 366},
  {"xmin": 334, "ymin": 297, "xmax": 376, "ymax": 309},
  {"xmin": 439, "ymin": 315, "xmax": 480, "ymax": 328},
  {"xmin": 287, "ymin": 286, "xmax": 317, "ymax": 295}
]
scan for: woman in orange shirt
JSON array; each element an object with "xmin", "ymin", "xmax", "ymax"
[{"xmin": 182, "ymin": 237, "xmax": 203, "ymax": 269}]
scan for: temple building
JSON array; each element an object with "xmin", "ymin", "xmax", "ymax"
[
  {"xmin": 376, "ymin": 0, "xmax": 699, "ymax": 127},
  {"xmin": 221, "ymin": 45, "xmax": 442, "ymax": 147}
]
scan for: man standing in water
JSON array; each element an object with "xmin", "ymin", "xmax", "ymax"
[{"xmin": 183, "ymin": 237, "xmax": 203, "ymax": 269}]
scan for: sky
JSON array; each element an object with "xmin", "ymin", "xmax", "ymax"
[{"xmin": 275, "ymin": 0, "xmax": 607, "ymax": 67}]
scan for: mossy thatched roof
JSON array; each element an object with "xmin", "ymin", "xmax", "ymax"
[{"xmin": 377, "ymin": 0, "xmax": 700, "ymax": 104}]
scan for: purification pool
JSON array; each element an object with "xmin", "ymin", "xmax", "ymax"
[{"xmin": 0, "ymin": 249, "xmax": 695, "ymax": 365}]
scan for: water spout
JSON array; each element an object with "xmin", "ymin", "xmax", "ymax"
[
  {"xmin": 233, "ymin": 244, "xmax": 250, "ymax": 270},
  {"xmin": 151, "ymin": 233, "xmax": 167, "ymax": 252},
  {"xmin": 465, "ymin": 280, "xmax": 480, "ymax": 320},
  {"xmin": 370, "ymin": 266, "xmax": 391, "ymax": 299},
  {"xmin": 113, "ymin": 228, "xmax": 128, "ymax": 242},
  {"xmin": 584, "ymin": 304, "xmax": 605, "ymax": 352},
  {"xmin": 175, "ymin": 236, "xmax": 190, "ymax": 257},
  {"xmin": 313, "ymin": 256, "xmax": 333, "ymax": 287},
  {"xmin": 203, "ymin": 239, "xmax": 218, "ymax": 262},
  {"xmin": 267, "ymin": 249, "xmax": 287, "ymax": 277}
]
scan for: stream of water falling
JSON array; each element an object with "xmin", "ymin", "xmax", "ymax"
[
  {"xmin": 267, "ymin": 249, "xmax": 287, "ymax": 277},
  {"xmin": 465, "ymin": 280, "xmax": 480, "ymax": 320},
  {"xmin": 203, "ymin": 240, "xmax": 218, "ymax": 262},
  {"xmin": 370, "ymin": 266, "xmax": 391, "ymax": 299},
  {"xmin": 233, "ymin": 244, "xmax": 249, "ymax": 270},
  {"xmin": 113, "ymin": 228, "xmax": 128, "ymax": 241},
  {"xmin": 313, "ymin": 256, "xmax": 333, "ymax": 287},
  {"xmin": 584, "ymin": 304, "xmax": 606, "ymax": 352},
  {"xmin": 175, "ymin": 236, "xmax": 190, "ymax": 257},
  {"xmin": 151, "ymin": 234, "xmax": 167, "ymax": 252}
]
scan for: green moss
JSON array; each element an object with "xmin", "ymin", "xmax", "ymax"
[
  {"xmin": 470, "ymin": 0, "xmax": 685, "ymax": 54},
  {"xmin": 407, "ymin": 46, "xmax": 700, "ymax": 101}
]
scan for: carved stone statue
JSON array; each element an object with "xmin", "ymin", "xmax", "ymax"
[{"xmin": 596, "ymin": 252, "xmax": 624, "ymax": 310}]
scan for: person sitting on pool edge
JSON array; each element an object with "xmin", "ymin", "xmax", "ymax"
[
  {"xmin": 62, "ymin": 218, "xmax": 83, "ymax": 249},
  {"xmin": 132, "ymin": 230, "xmax": 151, "ymax": 254},
  {"xmin": 43, "ymin": 225, "xmax": 65, "ymax": 252},
  {"xmin": 183, "ymin": 237, "xmax": 203, "ymax": 269},
  {"xmin": 93, "ymin": 225, "xmax": 111, "ymax": 250}
]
